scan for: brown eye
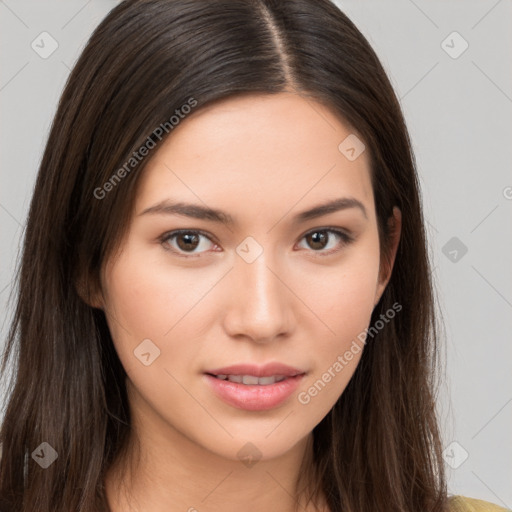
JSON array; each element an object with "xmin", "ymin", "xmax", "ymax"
[
  {"xmin": 160, "ymin": 230, "xmax": 216, "ymax": 256},
  {"xmin": 176, "ymin": 232, "xmax": 200, "ymax": 252},
  {"xmin": 298, "ymin": 228, "xmax": 353, "ymax": 255},
  {"xmin": 305, "ymin": 231, "xmax": 329, "ymax": 250}
]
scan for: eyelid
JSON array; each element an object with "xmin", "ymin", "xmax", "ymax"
[{"xmin": 300, "ymin": 225, "xmax": 353, "ymax": 241}]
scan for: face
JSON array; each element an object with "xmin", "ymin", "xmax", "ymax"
[{"xmin": 96, "ymin": 92, "xmax": 400, "ymax": 463}]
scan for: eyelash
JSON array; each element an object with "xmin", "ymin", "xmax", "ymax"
[{"xmin": 158, "ymin": 227, "xmax": 354, "ymax": 258}]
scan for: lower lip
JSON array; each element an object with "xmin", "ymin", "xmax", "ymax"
[{"xmin": 204, "ymin": 374, "xmax": 305, "ymax": 411}]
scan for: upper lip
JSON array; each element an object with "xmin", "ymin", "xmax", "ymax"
[{"xmin": 205, "ymin": 363, "xmax": 306, "ymax": 378}]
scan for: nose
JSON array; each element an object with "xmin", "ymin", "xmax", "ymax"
[{"xmin": 222, "ymin": 249, "xmax": 295, "ymax": 344}]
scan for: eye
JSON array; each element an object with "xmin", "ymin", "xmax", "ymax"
[
  {"xmin": 159, "ymin": 230, "xmax": 218, "ymax": 257},
  {"xmin": 159, "ymin": 227, "xmax": 354, "ymax": 258},
  {"xmin": 296, "ymin": 228, "xmax": 354, "ymax": 255}
]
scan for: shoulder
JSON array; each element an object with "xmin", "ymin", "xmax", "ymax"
[{"xmin": 448, "ymin": 495, "xmax": 510, "ymax": 512}]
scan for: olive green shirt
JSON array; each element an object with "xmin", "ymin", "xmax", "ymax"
[{"xmin": 449, "ymin": 495, "xmax": 510, "ymax": 511}]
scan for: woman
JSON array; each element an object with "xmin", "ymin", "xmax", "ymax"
[{"xmin": 0, "ymin": 1, "xmax": 506, "ymax": 511}]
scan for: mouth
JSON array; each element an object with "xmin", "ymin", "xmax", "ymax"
[
  {"xmin": 203, "ymin": 371, "xmax": 306, "ymax": 411},
  {"xmin": 205, "ymin": 362, "xmax": 305, "ymax": 379},
  {"xmin": 205, "ymin": 373, "xmax": 293, "ymax": 385}
]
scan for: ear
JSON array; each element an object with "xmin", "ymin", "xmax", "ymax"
[
  {"xmin": 374, "ymin": 206, "xmax": 402, "ymax": 307},
  {"xmin": 75, "ymin": 274, "xmax": 105, "ymax": 310}
]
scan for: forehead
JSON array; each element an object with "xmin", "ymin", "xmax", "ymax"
[{"xmin": 134, "ymin": 92, "xmax": 375, "ymax": 224}]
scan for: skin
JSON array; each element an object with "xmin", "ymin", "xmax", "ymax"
[{"xmin": 95, "ymin": 92, "xmax": 401, "ymax": 512}]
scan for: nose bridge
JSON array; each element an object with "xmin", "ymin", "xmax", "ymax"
[{"xmin": 223, "ymin": 240, "xmax": 293, "ymax": 342}]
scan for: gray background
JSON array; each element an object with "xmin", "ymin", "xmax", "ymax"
[{"xmin": 1, "ymin": 0, "xmax": 511, "ymax": 506}]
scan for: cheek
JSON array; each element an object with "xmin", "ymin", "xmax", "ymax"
[
  {"xmin": 295, "ymin": 240, "xmax": 380, "ymax": 337},
  {"xmin": 104, "ymin": 244, "xmax": 201, "ymax": 336},
  {"xmin": 293, "ymin": 245, "xmax": 380, "ymax": 406},
  {"xmin": 102, "ymin": 243, "xmax": 220, "ymax": 378}
]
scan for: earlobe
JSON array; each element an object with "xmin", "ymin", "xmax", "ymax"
[
  {"xmin": 374, "ymin": 206, "xmax": 402, "ymax": 306},
  {"xmin": 75, "ymin": 275, "xmax": 105, "ymax": 310},
  {"xmin": 88, "ymin": 293, "xmax": 105, "ymax": 310}
]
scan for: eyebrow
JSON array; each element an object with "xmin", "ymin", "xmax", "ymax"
[{"xmin": 138, "ymin": 196, "xmax": 368, "ymax": 224}]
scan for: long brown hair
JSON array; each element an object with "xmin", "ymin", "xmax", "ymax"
[{"xmin": 0, "ymin": 0, "xmax": 447, "ymax": 510}]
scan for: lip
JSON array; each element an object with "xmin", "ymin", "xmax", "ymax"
[
  {"xmin": 204, "ymin": 373, "xmax": 305, "ymax": 411},
  {"xmin": 205, "ymin": 362, "xmax": 305, "ymax": 378}
]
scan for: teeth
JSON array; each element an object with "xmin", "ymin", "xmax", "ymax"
[
  {"xmin": 257, "ymin": 376, "xmax": 278, "ymax": 385},
  {"xmin": 242, "ymin": 375, "xmax": 259, "ymax": 385},
  {"xmin": 214, "ymin": 374, "xmax": 288, "ymax": 385}
]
